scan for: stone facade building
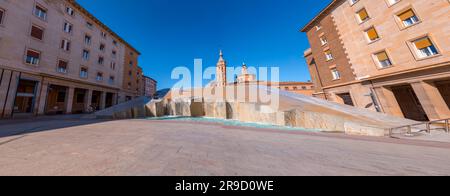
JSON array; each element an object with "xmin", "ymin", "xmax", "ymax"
[
  {"xmin": 302, "ymin": 0, "xmax": 450, "ymax": 121},
  {"xmin": 0, "ymin": 0, "xmax": 143, "ymax": 118}
]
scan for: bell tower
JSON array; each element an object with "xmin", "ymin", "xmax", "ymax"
[{"xmin": 216, "ymin": 50, "xmax": 227, "ymax": 86}]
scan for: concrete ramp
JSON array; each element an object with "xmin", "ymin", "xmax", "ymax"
[{"xmin": 84, "ymin": 96, "xmax": 151, "ymax": 119}]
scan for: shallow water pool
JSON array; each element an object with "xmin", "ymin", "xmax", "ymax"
[{"xmin": 146, "ymin": 116, "xmax": 321, "ymax": 132}]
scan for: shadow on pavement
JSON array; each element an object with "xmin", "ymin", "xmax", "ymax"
[{"xmin": 0, "ymin": 114, "xmax": 112, "ymax": 139}]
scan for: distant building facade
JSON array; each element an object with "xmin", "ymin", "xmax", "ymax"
[
  {"xmin": 0, "ymin": 0, "xmax": 143, "ymax": 118},
  {"xmin": 234, "ymin": 62, "xmax": 314, "ymax": 96},
  {"xmin": 121, "ymin": 46, "xmax": 144, "ymax": 101},
  {"xmin": 302, "ymin": 0, "xmax": 450, "ymax": 121},
  {"xmin": 143, "ymin": 76, "xmax": 157, "ymax": 97}
]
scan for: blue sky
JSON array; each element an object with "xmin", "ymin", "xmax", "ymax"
[{"xmin": 77, "ymin": 0, "xmax": 331, "ymax": 89}]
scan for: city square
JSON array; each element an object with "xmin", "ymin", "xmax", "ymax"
[{"xmin": 0, "ymin": 0, "xmax": 449, "ymax": 178}]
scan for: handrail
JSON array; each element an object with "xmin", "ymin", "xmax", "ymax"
[{"xmin": 389, "ymin": 118, "xmax": 450, "ymax": 136}]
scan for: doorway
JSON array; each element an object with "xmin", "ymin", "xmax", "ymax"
[
  {"xmin": 436, "ymin": 80, "xmax": 450, "ymax": 109},
  {"xmin": 45, "ymin": 85, "xmax": 68, "ymax": 115},
  {"xmin": 91, "ymin": 91, "xmax": 102, "ymax": 110},
  {"xmin": 391, "ymin": 85, "xmax": 429, "ymax": 121},
  {"xmin": 105, "ymin": 92, "xmax": 114, "ymax": 108},
  {"xmin": 72, "ymin": 88, "xmax": 87, "ymax": 114},
  {"xmin": 13, "ymin": 80, "xmax": 38, "ymax": 114}
]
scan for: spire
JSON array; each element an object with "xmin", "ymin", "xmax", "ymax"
[
  {"xmin": 218, "ymin": 50, "xmax": 224, "ymax": 62},
  {"xmin": 242, "ymin": 62, "xmax": 248, "ymax": 75}
]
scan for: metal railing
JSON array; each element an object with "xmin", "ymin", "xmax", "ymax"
[{"xmin": 389, "ymin": 118, "xmax": 450, "ymax": 137}]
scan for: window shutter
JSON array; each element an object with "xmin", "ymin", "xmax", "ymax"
[
  {"xmin": 358, "ymin": 9, "xmax": 369, "ymax": 21},
  {"xmin": 58, "ymin": 60, "xmax": 67, "ymax": 67},
  {"xmin": 398, "ymin": 10, "xmax": 415, "ymax": 21},
  {"xmin": 31, "ymin": 26, "xmax": 43, "ymax": 39},
  {"xmin": 27, "ymin": 50, "xmax": 40, "ymax": 58},
  {"xmin": 376, "ymin": 52, "xmax": 389, "ymax": 61},
  {"xmin": 367, "ymin": 28, "xmax": 378, "ymax": 40},
  {"xmin": 414, "ymin": 38, "xmax": 432, "ymax": 49}
]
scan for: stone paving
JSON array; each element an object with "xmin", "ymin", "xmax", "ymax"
[{"xmin": 0, "ymin": 117, "xmax": 450, "ymax": 176}]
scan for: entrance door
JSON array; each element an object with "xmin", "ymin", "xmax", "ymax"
[
  {"xmin": 45, "ymin": 85, "xmax": 68, "ymax": 115},
  {"xmin": 72, "ymin": 89, "xmax": 87, "ymax": 114},
  {"xmin": 392, "ymin": 85, "xmax": 429, "ymax": 121},
  {"xmin": 436, "ymin": 80, "xmax": 450, "ymax": 109},
  {"xmin": 13, "ymin": 80, "xmax": 38, "ymax": 114},
  {"xmin": 105, "ymin": 93, "xmax": 114, "ymax": 108},
  {"xmin": 91, "ymin": 91, "xmax": 102, "ymax": 110}
]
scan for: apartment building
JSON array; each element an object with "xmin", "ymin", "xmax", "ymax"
[
  {"xmin": 143, "ymin": 76, "xmax": 157, "ymax": 97},
  {"xmin": 302, "ymin": 0, "xmax": 450, "ymax": 121},
  {"xmin": 122, "ymin": 46, "xmax": 144, "ymax": 101},
  {"xmin": 0, "ymin": 0, "xmax": 142, "ymax": 118}
]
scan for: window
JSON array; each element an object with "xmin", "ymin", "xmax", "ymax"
[
  {"xmin": 66, "ymin": 7, "xmax": 74, "ymax": 16},
  {"xmin": 331, "ymin": 68, "xmax": 341, "ymax": 80},
  {"xmin": 398, "ymin": 9, "xmax": 419, "ymax": 27},
  {"xmin": 101, "ymin": 32, "xmax": 107, "ymax": 38},
  {"xmin": 324, "ymin": 50, "xmax": 333, "ymax": 61},
  {"xmin": 98, "ymin": 56, "xmax": 104, "ymax": 65},
  {"xmin": 302, "ymin": 86, "xmax": 307, "ymax": 90},
  {"xmin": 365, "ymin": 27, "xmax": 379, "ymax": 42},
  {"xmin": 99, "ymin": 43, "xmax": 105, "ymax": 51},
  {"xmin": 57, "ymin": 60, "xmax": 68, "ymax": 73},
  {"xmin": 129, "ymin": 61, "xmax": 133, "ymax": 66},
  {"xmin": 128, "ymin": 82, "xmax": 132, "ymax": 89},
  {"xmin": 63, "ymin": 22, "xmax": 73, "ymax": 33},
  {"xmin": 349, "ymin": 0, "xmax": 359, "ymax": 5},
  {"xmin": 109, "ymin": 76, "xmax": 115, "ymax": 84},
  {"xmin": 84, "ymin": 34, "xmax": 91, "ymax": 45},
  {"xmin": 293, "ymin": 87, "xmax": 298, "ymax": 90},
  {"xmin": 25, "ymin": 49, "xmax": 40, "ymax": 65},
  {"xmin": 0, "ymin": 8, "xmax": 4, "ymax": 25},
  {"xmin": 412, "ymin": 37, "xmax": 439, "ymax": 58},
  {"xmin": 388, "ymin": 0, "xmax": 400, "ymax": 6},
  {"xmin": 110, "ymin": 61, "xmax": 116, "ymax": 70},
  {"xmin": 113, "ymin": 40, "xmax": 117, "ymax": 46},
  {"xmin": 320, "ymin": 36, "xmax": 328, "ymax": 46},
  {"xmin": 80, "ymin": 67, "xmax": 88, "ymax": 78},
  {"xmin": 112, "ymin": 50, "xmax": 117, "ymax": 58},
  {"xmin": 129, "ymin": 71, "xmax": 132, "ymax": 76},
  {"xmin": 315, "ymin": 25, "xmax": 322, "ymax": 31},
  {"xmin": 34, "ymin": 5, "xmax": 47, "ymax": 21},
  {"xmin": 86, "ymin": 22, "xmax": 93, "ymax": 29},
  {"xmin": 82, "ymin": 50, "xmax": 90, "ymax": 60},
  {"xmin": 374, "ymin": 51, "xmax": 392, "ymax": 68},
  {"xmin": 30, "ymin": 25, "xmax": 44, "ymax": 40},
  {"xmin": 61, "ymin": 39, "xmax": 71, "ymax": 51},
  {"xmin": 96, "ymin": 73, "xmax": 103, "ymax": 81},
  {"xmin": 356, "ymin": 8, "xmax": 370, "ymax": 23}
]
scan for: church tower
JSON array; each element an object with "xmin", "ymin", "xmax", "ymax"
[{"xmin": 216, "ymin": 50, "xmax": 227, "ymax": 86}]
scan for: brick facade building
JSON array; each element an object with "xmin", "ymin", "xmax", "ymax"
[{"xmin": 301, "ymin": 0, "xmax": 450, "ymax": 121}]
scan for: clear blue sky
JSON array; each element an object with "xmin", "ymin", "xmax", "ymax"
[{"xmin": 77, "ymin": 0, "xmax": 331, "ymax": 89}]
